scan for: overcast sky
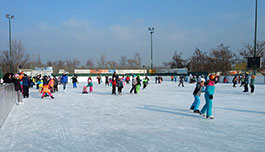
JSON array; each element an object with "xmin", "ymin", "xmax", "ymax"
[{"xmin": 0, "ymin": 0, "xmax": 265, "ymax": 66}]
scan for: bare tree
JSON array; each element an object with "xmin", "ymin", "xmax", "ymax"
[
  {"xmin": 119, "ymin": 55, "xmax": 127, "ymax": 68},
  {"xmin": 209, "ymin": 44, "xmax": 236, "ymax": 73},
  {"xmin": 188, "ymin": 48, "xmax": 209, "ymax": 72},
  {"xmin": 134, "ymin": 53, "xmax": 142, "ymax": 68},
  {"xmin": 86, "ymin": 59, "xmax": 94, "ymax": 68},
  {"xmin": 239, "ymin": 40, "xmax": 265, "ymax": 58},
  {"xmin": 164, "ymin": 51, "xmax": 187, "ymax": 68},
  {"xmin": 97, "ymin": 54, "xmax": 107, "ymax": 68},
  {"xmin": 0, "ymin": 39, "xmax": 30, "ymax": 73},
  {"xmin": 106, "ymin": 60, "xmax": 117, "ymax": 69}
]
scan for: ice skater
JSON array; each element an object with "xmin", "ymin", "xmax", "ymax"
[
  {"xmin": 130, "ymin": 75, "xmax": 137, "ymax": 94},
  {"xmin": 200, "ymin": 75, "xmax": 215, "ymax": 119},
  {"xmin": 243, "ymin": 72, "xmax": 249, "ymax": 92},
  {"xmin": 142, "ymin": 76, "xmax": 149, "ymax": 89},
  {"xmin": 61, "ymin": 73, "xmax": 68, "ymax": 92},
  {"xmin": 117, "ymin": 77, "xmax": 123, "ymax": 95},
  {"xmin": 41, "ymin": 82, "xmax": 54, "ymax": 99},
  {"xmin": 72, "ymin": 75, "xmax": 78, "ymax": 88},
  {"xmin": 87, "ymin": 77, "xmax": 93, "ymax": 93},
  {"xmin": 232, "ymin": 75, "xmax": 238, "ymax": 87},
  {"xmin": 250, "ymin": 75, "xmax": 255, "ymax": 94},
  {"xmin": 178, "ymin": 75, "xmax": 184, "ymax": 87},
  {"xmin": 190, "ymin": 78, "xmax": 205, "ymax": 113}
]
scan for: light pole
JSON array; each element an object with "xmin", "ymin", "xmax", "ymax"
[
  {"xmin": 148, "ymin": 27, "xmax": 154, "ymax": 70},
  {"xmin": 6, "ymin": 14, "xmax": 14, "ymax": 73},
  {"xmin": 253, "ymin": 0, "xmax": 258, "ymax": 75}
]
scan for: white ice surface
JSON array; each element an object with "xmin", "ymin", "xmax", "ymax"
[{"xmin": 0, "ymin": 80, "xmax": 265, "ymax": 152}]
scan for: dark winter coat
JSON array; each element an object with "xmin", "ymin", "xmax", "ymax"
[
  {"xmin": 244, "ymin": 75, "xmax": 249, "ymax": 84},
  {"xmin": 193, "ymin": 82, "xmax": 205, "ymax": 96},
  {"xmin": 117, "ymin": 80, "xmax": 123, "ymax": 88},
  {"xmin": 72, "ymin": 77, "xmax": 78, "ymax": 83},
  {"xmin": 22, "ymin": 76, "xmax": 30, "ymax": 87},
  {"xmin": 12, "ymin": 79, "xmax": 22, "ymax": 91}
]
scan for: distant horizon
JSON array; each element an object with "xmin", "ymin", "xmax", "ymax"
[{"xmin": 1, "ymin": 0, "xmax": 265, "ymax": 66}]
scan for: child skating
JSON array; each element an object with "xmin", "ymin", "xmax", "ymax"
[
  {"xmin": 200, "ymin": 75, "xmax": 215, "ymax": 119},
  {"xmin": 190, "ymin": 78, "xmax": 205, "ymax": 113},
  {"xmin": 117, "ymin": 77, "xmax": 123, "ymax": 95},
  {"xmin": 87, "ymin": 77, "xmax": 93, "ymax": 93},
  {"xmin": 250, "ymin": 75, "xmax": 255, "ymax": 94}
]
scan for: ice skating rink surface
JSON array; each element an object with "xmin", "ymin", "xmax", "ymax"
[{"xmin": 1, "ymin": 81, "xmax": 265, "ymax": 152}]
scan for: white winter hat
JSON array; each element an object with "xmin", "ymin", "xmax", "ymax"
[{"xmin": 200, "ymin": 78, "xmax": 205, "ymax": 82}]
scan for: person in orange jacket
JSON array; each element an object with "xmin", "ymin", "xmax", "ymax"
[
  {"xmin": 41, "ymin": 81, "xmax": 54, "ymax": 99},
  {"xmin": 48, "ymin": 77, "xmax": 55, "ymax": 93}
]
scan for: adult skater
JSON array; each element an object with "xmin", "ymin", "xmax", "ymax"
[
  {"xmin": 190, "ymin": 78, "xmax": 205, "ymax": 113},
  {"xmin": 130, "ymin": 75, "xmax": 137, "ymax": 94},
  {"xmin": 21, "ymin": 74, "xmax": 30, "ymax": 98},
  {"xmin": 61, "ymin": 73, "xmax": 68, "ymax": 92},
  {"xmin": 97, "ymin": 74, "xmax": 101, "ymax": 84},
  {"xmin": 112, "ymin": 72, "xmax": 118, "ymax": 95},
  {"xmin": 105, "ymin": 75, "xmax": 109, "ymax": 86},
  {"xmin": 250, "ymin": 75, "xmax": 255, "ymax": 94},
  {"xmin": 136, "ymin": 75, "xmax": 141, "ymax": 93},
  {"xmin": 13, "ymin": 74, "xmax": 23, "ymax": 105},
  {"xmin": 232, "ymin": 75, "xmax": 238, "ymax": 87},
  {"xmin": 243, "ymin": 72, "xmax": 249, "ymax": 92},
  {"xmin": 200, "ymin": 74, "xmax": 215, "ymax": 119},
  {"xmin": 178, "ymin": 75, "xmax": 184, "ymax": 87}
]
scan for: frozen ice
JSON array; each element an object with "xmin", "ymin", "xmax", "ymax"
[{"xmin": 0, "ymin": 79, "xmax": 265, "ymax": 152}]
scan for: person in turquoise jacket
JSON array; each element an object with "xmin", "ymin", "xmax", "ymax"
[{"xmin": 200, "ymin": 74, "xmax": 215, "ymax": 119}]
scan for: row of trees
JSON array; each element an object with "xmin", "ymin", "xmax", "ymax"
[
  {"xmin": 164, "ymin": 40, "xmax": 265, "ymax": 74},
  {"xmin": 0, "ymin": 40, "xmax": 143, "ymax": 74},
  {"xmin": 1, "ymin": 39, "xmax": 265, "ymax": 74}
]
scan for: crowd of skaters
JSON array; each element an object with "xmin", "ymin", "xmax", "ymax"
[{"xmin": 2, "ymin": 71, "xmax": 257, "ymax": 120}]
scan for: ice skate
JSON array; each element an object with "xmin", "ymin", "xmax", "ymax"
[
  {"xmin": 51, "ymin": 96, "xmax": 54, "ymax": 99},
  {"xmin": 193, "ymin": 110, "xmax": 200, "ymax": 114},
  {"xmin": 207, "ymin": 116, "xmax": 214, "ymax": 119},
  {"xmin": 200, "ymin": 113, "xmax": 206, "ymax": 117}
]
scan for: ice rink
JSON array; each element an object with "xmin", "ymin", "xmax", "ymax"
[{"xmin": 1, "ymin": 79, "xmax": 265, "ymax": 152}]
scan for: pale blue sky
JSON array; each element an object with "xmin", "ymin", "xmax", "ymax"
[{"xmin": 0, "ymin": 0, "xmax": 264, "ymax": 66}]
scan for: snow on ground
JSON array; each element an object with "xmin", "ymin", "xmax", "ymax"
[{"xmin": 0, "ymin": 80, "xmax": 265, "ymax": 152}]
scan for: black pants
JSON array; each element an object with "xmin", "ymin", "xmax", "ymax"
[
  {"xmin": 54, "ymin": 85, "xmax": 58, "ymax": 92},
  {"xmin": 130, "ymin": 85, "xmax": 136, "ymax": 94},
  {"xmin": 243, "ymin": 84, "xmax": 249, "ymax": 92},
  {"xmin": 233, "ymin": 82, "xmax": 237, "ymax": 87},
  {"xmin": 250, "ymin": 84, "xmax": 255, "ymax": 93},
  {"xmin": 23, "ymin": 86, "xmax": 29, "ymax": 98},
  {"xmin": 143, "ymin": 84, "xmax": 147, "ymax": 89},
  {"xmin": 178, "ymin": 82, "xmax": 184, "ymax": 87},
  {"xmin": 118, "ymin": 87, "xmax": 122, "ymax": 94},
  {"xmin": 112, "ymin": 85, "xmax": 116, "ymax": 95}
]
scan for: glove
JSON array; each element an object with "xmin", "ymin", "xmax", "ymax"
[{"xmin": 209, "ymin": 95, "xmax": 213, "ymax": 99}]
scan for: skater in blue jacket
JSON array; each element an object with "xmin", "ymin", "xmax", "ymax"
[
  {"xmin": 61, "ymin": 73, "xmax": 68, "ymax": 92},
  {"xmin": 200, "ymin": 74, "xmax": 215, "ymax": 119},
  {"xmin": 190, "ymin": 78, "xmax": 205, "ymax": 113}
]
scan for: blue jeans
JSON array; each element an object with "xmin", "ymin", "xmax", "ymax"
[
  {"xmin": 73, "ymin": 82, "xmax": 77, "ymax": 88},
  {"xmin": 63, "ymin": 82, "xmax": 67, "ymax": 90},
  {"xmin": 190, "ymin": 95, "xmax": 200, "ymax": 111},
  {"xmin": 201, "ymin": 95, "xmax": 213, "ymax": 117}
]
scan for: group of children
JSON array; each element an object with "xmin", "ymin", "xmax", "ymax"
[
  {"xmin": 190, "ymin": 74, "xmax": 216, "ymax": 119},
  {"xmin": 81, "ymin": 73, "xmax": 150, "ymax": 95},
  {"xmin": 232, "ymin": 73, "xmax": 256, "ymax": 94}
]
